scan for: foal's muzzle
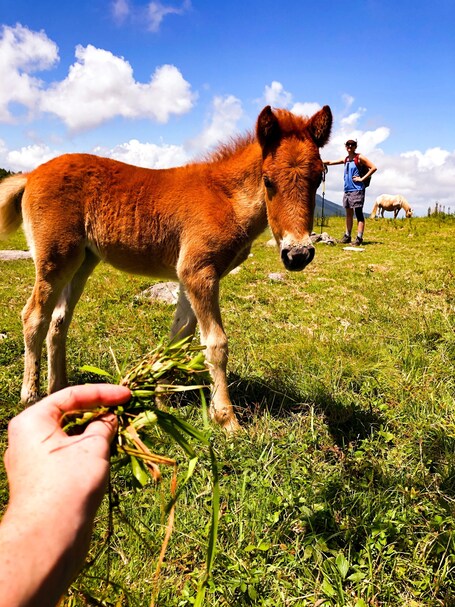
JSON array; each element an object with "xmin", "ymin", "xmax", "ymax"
[{"xmin": 281, "ymin": 244, "xmax": 315, "ymax": 271}]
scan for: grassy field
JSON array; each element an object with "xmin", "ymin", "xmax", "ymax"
[{"xmin": 0, "ymin": 215, "xmax": 454, "ymax": 606}]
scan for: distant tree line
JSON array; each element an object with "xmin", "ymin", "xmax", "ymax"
[{"xmin": 0, "ymin": 168, "xmax": 16, "ymax": 181}]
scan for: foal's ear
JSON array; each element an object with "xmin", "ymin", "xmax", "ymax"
[
  {"xmin": 308, "ymin": 105, "xmax": 332, "ymax": 148},
  {"xmin": 257, "ymin": 106, "xmax": 281, "ymax": 149}
]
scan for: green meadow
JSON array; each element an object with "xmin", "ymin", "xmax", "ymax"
[{"xmin": 1, "ymin": 215, "xmax": 454, "ymax": 606}]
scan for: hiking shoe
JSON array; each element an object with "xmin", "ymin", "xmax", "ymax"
[
  {"xmin": 339, "ymin": 234, "xmax": 351, "ymax": 244},
  {"xmin": 352, "ymin": 236, "xmax": 363, "ymax": 246}
]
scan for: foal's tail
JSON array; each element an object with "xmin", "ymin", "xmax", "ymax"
[
  {"xmin": 370, "ymin": 202, "xmax": 379, "ymax": 218},
  {"xmin": 0, "ymin": 174, "xmax": 27, "ymax": 238}
]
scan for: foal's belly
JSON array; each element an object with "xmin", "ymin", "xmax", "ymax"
[{"xmin": 88, "ymin": 240, "xmax": 179, "ymax": 280}]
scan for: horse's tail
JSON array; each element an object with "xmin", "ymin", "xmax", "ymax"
[
  {"xmin": 370, "ymin": 202, "xmax": 379, "ymax": 218},
  {"xmin": 0, "ymin": 174, "xmax": 27, "ymax": 239}
]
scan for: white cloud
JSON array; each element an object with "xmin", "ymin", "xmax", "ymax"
[
  {"xmin": 0, "ymin": 94, "xmax": 244, "ymax": 173},
  {"xmin": 291, "ymin": 102, "xmax": 321, "ymax": 117},
  {"xmin": 341, "ymin": 94, "xmax": 355, "ymax": 110},
  {"xmin": 189, "ymin": 95, "xmax": 243, "ymax": 151},
  {"xmin": 321, "ymin": 102, "xmax": 391, "ymax": 157},
  {"xmin": 357, "ymin": 128, "xmax": 391, "ymax": 155},
  {"xmin": 112, "ymin": 0, "xmax": 191, "ymax": 32},
  {"xmin": 94, "ymin": 139, "xmax": 189, "ymax": 168},
  {"xmin": 0, "ymin": 139, "xmax": 8, "ymax": 160},
  {"xmin": 0, "ymin": 142, "xmax": 59, "ymax": 172},
  {"xmin": 401, "ymin": 147, "xmax": 450, "ymax": 170},
  {"xmin": 328, "ymin": 126, "xmax": 390, "ymax": 156},
  {"xmin": 40, "ymin": 45, "xmax": 196, "ymax": 131},
  {"xmin": 0, "ymin": 24, "xmax": 59, "ymax": 122},
  {"xmin": 147, "ymin": 0, "xmax": 191, "ymax": 32},
  {"xmin": 263, "ymin": 81, "xmax": 292, "ymax": 107},
  {"xmin": 340, "ymin": 108, "xmax": 366, "ymax": 128},
  {"xmin": 0, "ymin": 137, "xmax": 187, "ymax": 173},
  {"xmin": 261, "ymin": 82, "xmax": 321, "ymax": 120},
  {"xmin": 367, "ymin": 155, "xmax": 417, "ymax": 194},
  {"xmin": 112, "ymin": 0, "xmax": 130, "ymax": 22},
  {"xmin": 0, "ymin": 26, "xmax": 195, "ymax": 132}
]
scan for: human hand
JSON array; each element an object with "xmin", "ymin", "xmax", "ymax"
[
  {"xmin": 5, "ymin": 383, "xmax": 130, "ymax": 520},
  {"xmin": 0, "ymin": 384, "xmax": 131, "ymax": 607}
]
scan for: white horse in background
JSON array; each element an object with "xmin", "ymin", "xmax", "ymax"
[{"xmin": 371, "ymin": 195, "xmax": 413, "ymax": 219}]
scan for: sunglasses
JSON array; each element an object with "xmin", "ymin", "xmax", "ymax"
[{"xmin": 346, "ymin": 143, "xmax": 356, "ymax": 147}]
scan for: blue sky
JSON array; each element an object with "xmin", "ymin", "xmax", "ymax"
[{"xmin": 1, "ymin": 0, "xmax": 454, "ymax": 215}]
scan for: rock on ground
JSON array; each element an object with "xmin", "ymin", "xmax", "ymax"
[
  {"xmin": 139, "ymin": 282, "xmax": 179, "ymax": 305},
  {"xmin": 0, "ymin": 250, "xmax": 32, "ymax": 260}
]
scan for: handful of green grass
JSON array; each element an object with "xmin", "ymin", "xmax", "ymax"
[{"xmin": 63, "ymin": 337, "xmax": 219, "ymax": 607}]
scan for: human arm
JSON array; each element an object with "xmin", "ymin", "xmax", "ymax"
[
  {"xmin": 0, "ymin": 384, "xmax": 131, "ymax": 607},
  {"xmin": 353, "ymin": 154, "xmax": 377, "ymax": 183},
  {"xmin": 323, "ymin": 157, "xmax": 345, "ymax": 167}
]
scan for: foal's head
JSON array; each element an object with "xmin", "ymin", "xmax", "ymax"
[{"xmin": 257, "ymin": 105, "xmax": 332, "ymax": 271}]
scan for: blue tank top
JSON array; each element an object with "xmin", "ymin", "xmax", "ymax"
[{"xmin": 344, "ymin": 158, "xmax": 364, "ymax": 192}]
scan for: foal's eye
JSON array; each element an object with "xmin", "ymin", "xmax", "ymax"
[{"xmin": 263, "ymin": 175, "xmax": 273, "ymax": 188}]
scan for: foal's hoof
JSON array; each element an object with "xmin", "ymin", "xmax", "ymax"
[
  {"xmin": 222, "ymin": 417, "xmax": 241, "ymax": 433},
  {"xmin": 20, "ymin": 390, "xmax": 41, "ymax": 406},
  {"xmin": 154, "ymin": 392, "xmax": 171, "ymax": 411},
  {"xmin": 210, "ymin": 406, "xmax": 241, "ymax": 433}
]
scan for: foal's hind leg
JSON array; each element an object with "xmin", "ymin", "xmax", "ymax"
[
  {"xmin": 170, "ymin": 285, "xmax": 197, "ymax": 341},
  {"xmin": 46, "ymin": 251, "xmax": 100, "ymax": 394},
  {"xmin": 21, "ymin": 282, "xmax": 55, "ymax": 404},
  {"xmin": 21, "ymin": 273, "xmax": 70, "ymax": 405},
  {"xmin": 154, "ymin": 286, "xmax": 198, "ymax": 409},
  {"xmin": 21, "ymin": 248, "xmax": 90, "ymax": 405}
]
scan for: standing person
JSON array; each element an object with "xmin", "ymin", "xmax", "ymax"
[{"xmin": 324, "ymin": 140, "xmax": 377, "ymax": 246}]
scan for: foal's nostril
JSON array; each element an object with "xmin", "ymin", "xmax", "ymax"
[{"xmin": 281, "ymin": 245, "xmax": 315, "ymax": 271}]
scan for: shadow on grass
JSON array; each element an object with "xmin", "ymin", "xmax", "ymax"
[
  {"xmin": 71, "ymin": 369, "xmax": 385, "ymax": 447},
  {"xmin": 353, "ymin": 239, "xmax": 383, "ymax": 247},
  {"xmin": 228, "ymin": 373, "xmax": 385, "ymax": 447}
]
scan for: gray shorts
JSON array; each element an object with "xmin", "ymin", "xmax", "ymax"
[{"xmin": 343, "ymin": 190, "xmax": 365, "ymax": 209}]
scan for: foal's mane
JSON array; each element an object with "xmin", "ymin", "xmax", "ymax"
[
  {"xmin": 271, "ymin": 108, "xmax": 314, "ymax": 138},
  {"xmin": 194, "ymin": 109, "xmax": 313, "ymax": 166},
  {"xmin": 203, "ymin": 132, "xmax": 256, "ymax": 164}
]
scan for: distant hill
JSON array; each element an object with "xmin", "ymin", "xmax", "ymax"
[{"xmin": 315, "ymin": 193, "xmax": 344, "ymax": 217}]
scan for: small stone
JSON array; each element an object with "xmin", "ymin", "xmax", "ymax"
[{"xmin": 140, "ymin": 282, "xmax": 179, "ymax": 305}]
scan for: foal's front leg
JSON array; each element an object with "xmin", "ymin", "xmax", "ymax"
[{"xmin": 181, "ymin": 269, "xmax": 240, "ymax": 432}]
